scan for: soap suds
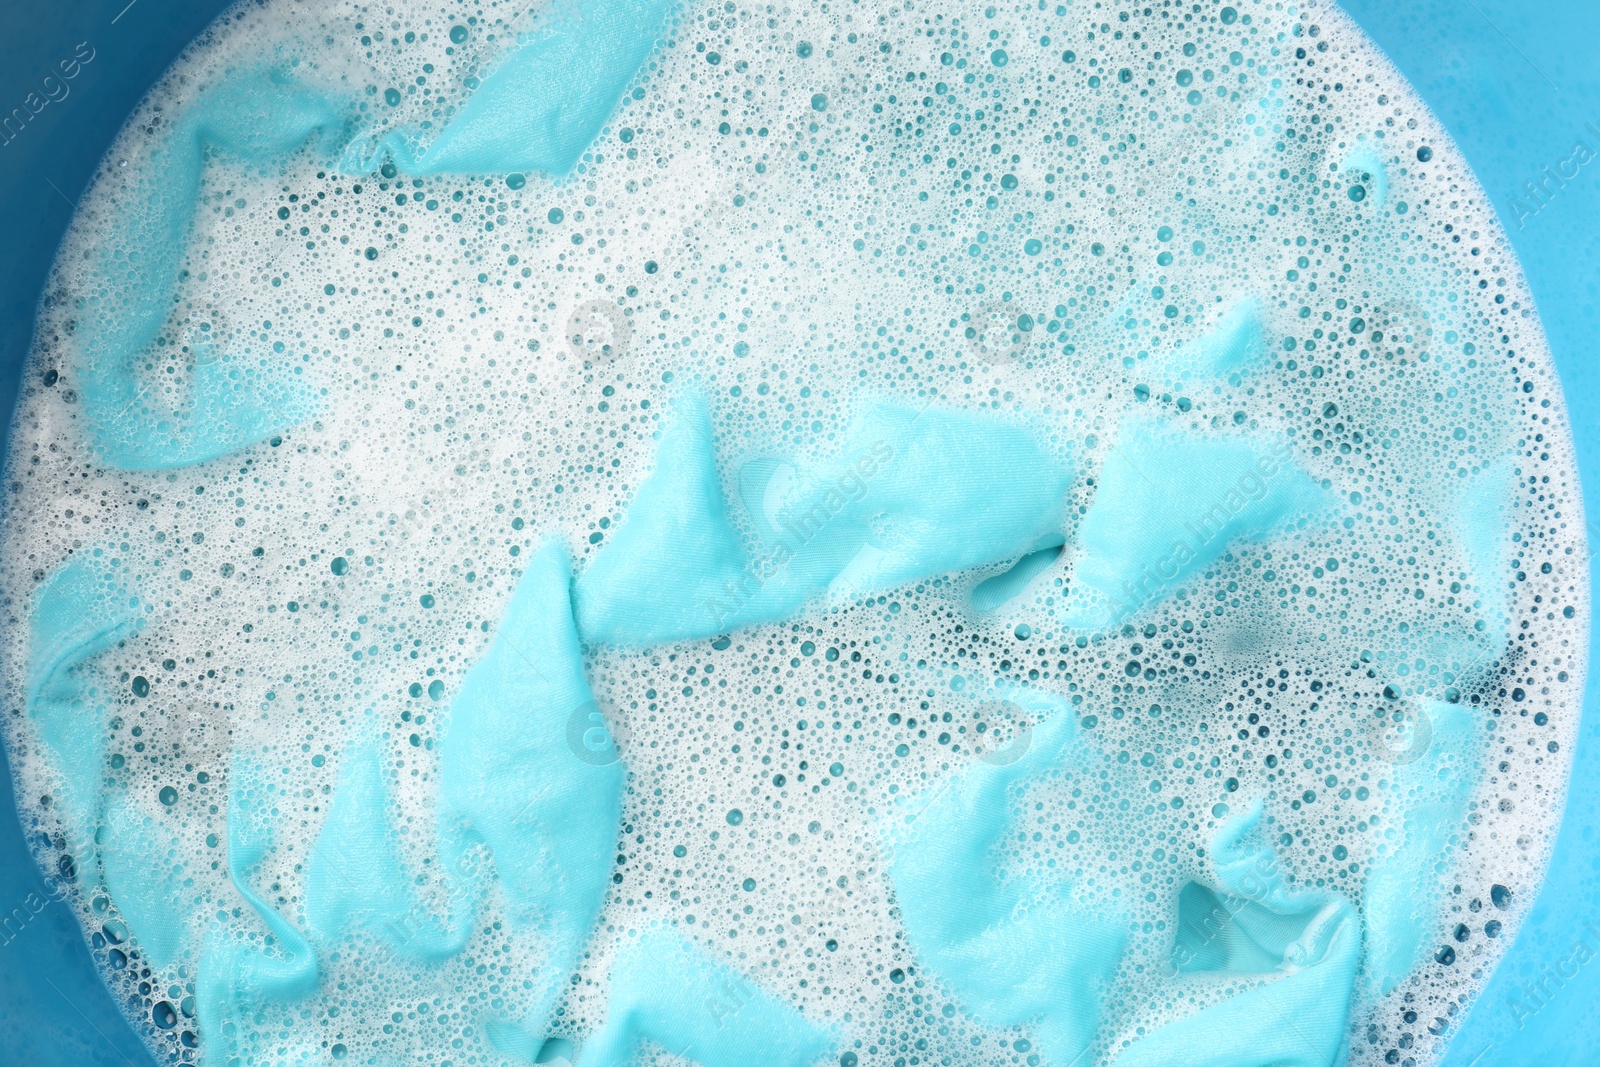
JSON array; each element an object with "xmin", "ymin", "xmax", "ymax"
[{"xmin": 0, "ymin": 1, "xmax": 1586, "ymax": 1066}]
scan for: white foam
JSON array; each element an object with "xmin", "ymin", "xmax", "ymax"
[{"xmin": 0, "ymin": 1, "xmax": 1586, "ymax": 1064}]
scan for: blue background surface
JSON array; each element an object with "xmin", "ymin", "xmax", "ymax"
[{"xmin": 0, "ymin": 1, "xmax": 1594, "ymax": 1064}]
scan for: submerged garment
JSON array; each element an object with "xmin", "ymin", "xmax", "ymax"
[
  {"xmin": 197, "ymin": 757, "xmax": 322, "ymax": 1067},
  {"xmin": 348, "ymin": 0, "xmax": 682, "ymax": 178},
  {"xmin": 25, "ymin": 555, "xmax": 141, "ymax": 858},
  {"xmin": 582, "ymin": 925, "xmax": 834, "ymax": 1067},
  {"xmin": 303, "ymin": 540, "xmax": 625, "ymax": 1051},
  {"xmin": 1156, "ymin": 297, "xmax": 1269, "ymax": 387},
  {"xmin": 1363, "ymin": 702, "xmax": 1480, "ymax": 995},
  {"xmin": 76, "ymin": 69, "xmax": 341, "ymax": 470},
  {"xmin": 1116, "ymin": 800, "xmax": 1363, "ymax": 1067},
  {"xmin": 1061, "ymin": 417, "xmax": 1329, "ymax": 630},
  {"xmin": 575, "ymin": 391, "xmax": 1074, "ymax": 648},
  {"xmin": 885, "ymin": 686, "xmax": 1125, "ymax": 1066},
  {"xmin": 7, "ymin": 0, "xmax": 1570, "ymax": 1062}
]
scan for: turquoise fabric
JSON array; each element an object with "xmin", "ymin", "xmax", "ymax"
[
  {"xmin": 573, "ymin": 391, "xmax": 752, "ymax": 647},
  {"xmin": 1115, "ymin": 800, "xmax": 1362, "ymax": 1067},
  {"xmin": 1363, "ymin": 702, "xmax": 1480, "ymax": 995},
  {"xmin": 304, "ymin": 728, "xmax": 480, "ymax": 963},
  {"xmin": 1062, "ymin": 418, "xmax": 1329, "ymax": 630},
  {"xmin": 75, "ymin": 69, "xmax": 340, "ymax": 470},
  {"xmin": 970, "ymin": 539, "xmax": 1066, "ymax": 614},
  {"xmin": 196, "ymin": 757, "xmax": 321, "ymax": 1067},
  {"xmin": 195, "ymin": 541, "xmax": 623, "ymax": 1061},
  {"xmin": 25, "ymin": 555, "xmax": 141, "ymax": 857},
  {"xmin": 438, "ymin": 538, "xmax": 624, "ymax": 1051},
  {"xmin": 1172, "ymin": 878, "xmax": 1324, "ymax": 976},
  {"xmin": 348, "ymin": 0, "xmax": 680, "ymax": 179},
  {"xmin": 885, "ymin": 686, "xmax": 1125, "ymax": 1067},
  {"xmin": 99, "ymin": 792, "xmax": 188, "ymax": 972},
  {"xmin": 1157, "ymin": 298, "xmax": 1268, "ymax": 387},
  {"xmin": 302, "ymin": 736, "xmax": 417, "ymax": 949},
  {"xmin": 576, "ymin": 391, "xmax": 1073, "ymax": 647},
  {"xmin": 580, "ymin": 925, "xmax": 833, "ymax": 1067}
]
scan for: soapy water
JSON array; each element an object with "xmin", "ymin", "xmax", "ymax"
[{"xmin": 0, "ymin": 0, "xmax": 1588, "ymax": 1065}]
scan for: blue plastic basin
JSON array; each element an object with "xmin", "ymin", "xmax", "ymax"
[{"xmin": 0, "ymin": 2, "xmax": 1594, "ymax": 1064}]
